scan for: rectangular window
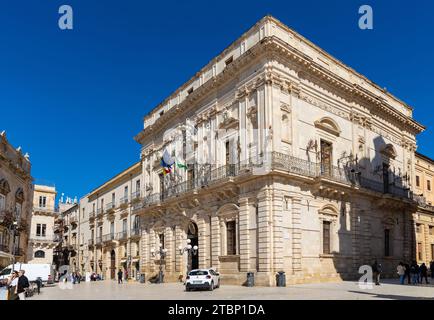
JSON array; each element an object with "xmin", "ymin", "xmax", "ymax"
[
  {"xmin": 124, "ymin": 186, "xmax": 128, "ymax": 198},
  {"xmin": 0, "ymin": 194, "xmax": 5, "ymax": 210},
  {"xmin": 122, "ymin": 219, "xmax": 127, "ymax": 233},
  {"xmin": 225, "ymin": 56, "xmax": 233, "ymax": 66},
  {"xmin": 110, "ymin": 222, "xmax": 114, "ymax": 236},
  {"xmin": 323, "ymin": 221, "xmax": 331, "ymax": 254},
  {"xmin": 82, "ymin": 208, "xmax": 85, "ymax": 218},
  {"xmin": 111, "ymin": 193, "xmax": 115, "ymax": 206},
  {"xmin": 416, "ymin": 224, "xmax": 422, "ymax": 233},
  {"xmin": 92, "ymin": 203, "xmax": 95, "ymax": 212},
  {"xmin": 430, "ymin": 226, "xmax": 433, "ymax": 236},
  {"xmin": 39, "ymin": 196, "xmax": 47, "ymax": 208},
  {"xmin": 136, "ymin": 180, "xmax": 140, "ymax": 192},
  {"xmin": 187, "ymin": 87, "xmax": 193, "ymax": 95},
  {"xmin": 418, "ymin": 242, "xmax": 423, "ymax": 261},
  {"xmin": 182, "ymin": 130, "xmax": 187, "ymax": 160},
  {"xmin": 384, "ymin": 229, "xmax": 390, "ymax": 256},
  {"xmin": 15, "ymin": 203, "xmax": 22, "ymax": 220},
  {"xmin": 99, "ymin": 226, "xmax": 102, "ymax": 238},
  {"xmin": 36, "ymin": 224, "xmax": 46, "ymax": 237},
  {"xmin": 320, "ymin": 140, "xmax": 333, "ymax": 176},
  {"xmin": 226, "ymin": 220, "xmax": 237, "ymax": 255},
  {"xmin": 36, "ymin": 224, "xmax": 41, "ymax": 236},
  {"xmin": 91, "ymin": 229, "xmax": 94, "ymax": 240},
  {"xmin": 428, "ymin": 180, "xmax": 431, "ymax": 191},
  {"xmin": 416, "ymin": 176, "xmax": 420, "ymax": 187}
]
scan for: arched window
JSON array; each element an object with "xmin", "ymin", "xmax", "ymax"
[{"xmin": 34, "ymin": 250, "xmax": 45, "ymax": 258}]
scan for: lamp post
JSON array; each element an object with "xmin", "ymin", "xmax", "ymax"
[
  {"xmin": 150, "ymin": 243, "xmax": 167, "ymax": 283},
  {"xmin": 178, "ymin": 239, "xmax": 198, "ymax": 276}
]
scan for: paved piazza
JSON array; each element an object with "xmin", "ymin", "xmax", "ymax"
[{"xmin": 31, "ymin": 279, "xmax": 434, "ymax": 300}]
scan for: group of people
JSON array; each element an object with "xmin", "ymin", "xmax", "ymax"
[
  {"xmin": 397, "ymin": 261, "xmax": 434, "ymax": 285},
  {"xmin": 90, "ymin": 273, "xmax": 102, "ymax": 281},
  {"xmin": 5, "ymin": 270, "xmax": 30, "ymax": 300}
]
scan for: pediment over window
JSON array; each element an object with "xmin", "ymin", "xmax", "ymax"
[
  {"xmin": 380, "ymin": 144, "xmax": 397, "ymax": 159},
  {"xmin": 314, "ymin": 117, "xmax": 341, "ymax": 137},
  {"xmin": 219, "ymin": 116, "xmax": 239, "ymax": 130},
  {"xmin": 318, "ymin": 204, "xmax": 339, "ymax": 217},
  {"xmin": 0, "ymin": 178, "xmax": 10, "ymax": 195},
  {"xmin": 15, "ymin": 188, "xmax": 24, "ymax": 203}
]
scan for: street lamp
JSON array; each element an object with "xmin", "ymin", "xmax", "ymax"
[
  {"xmin": 151, "ymin": 243, "xmax": 168, "ymax": 283},
  {"xmin": 178, "ymin": 239, "xmax": 198, "ymax": 276}
]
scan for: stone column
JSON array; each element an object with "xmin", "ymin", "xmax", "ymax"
[
  {"xmin": 174, "ymin": 225, "xmax": 183, "ymax": 273},
  {"xmin": 164, "ymin": 226, "xmax": 173, "ymax": 273},
  {"xmin": 239, "ymin": 197, "xmax": 250, "ymax": 272},
  {"xmin": 140, "ymin": 228, "xmax": 148, "ymax": 273},
  {"xmin": 197, "ymin": 215, "xmax": 207, "ymax": 269},
  {"xmin": 272, "ymin": 190, "xmax": 284, "ymax": 272},
  {"xmin": 291, "ymin": 197, "xmax": 302, "ymax": 273},
  {"xmin": 210, "ymin": 215, "xmax": 221, "ymax": 270},
  {"xmin": 257, "ymin": 189, "xmax": 272, "ymax": 272}
]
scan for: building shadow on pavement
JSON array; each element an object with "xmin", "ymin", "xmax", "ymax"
[{"xmin": 347, "ymin": 290, "xmax": 434, "ymax": 300}]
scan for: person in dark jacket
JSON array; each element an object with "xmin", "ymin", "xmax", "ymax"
[
  {"xmin": 404, "ymin": 263, "xmax": 411, "ymax": 284},
  {"xmin": 17, "ymin": 270, "xmax": 30, "ymax": 300},
  {"xmin": 420, "ymin": 263, "xmax": 429, "ymax": 284},
  {"xmin": 117, "ymin": 269, "xmax": 123, "ymax": 284},
  {"xmin": 371, "ymin": 260, "xmax": 380, "ymax": 285},
  {"xmin": 430, "ymin": 260, "xmax": 434, "ymax": 279},
  {"xmin": 410, "ymin": 261, "xmax": 419, "ymax": 285}
]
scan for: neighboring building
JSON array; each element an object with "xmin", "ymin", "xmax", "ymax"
[
  {"xmin": 27, "ymin": 184, "xmax": 59, "ymax": 265},
  {"xmin": 53, "ymin": 199, "xmax": 79, "ymax": 270},
  {"xmin": 79, "ymin": 162, "xmax": 143, "ymax": 280},
  {"xmin": 0, "ymin": 131, "xmax": 33, "ymax": 268},
  {"xmin": 413, "ymin": 152, "xmax": 434, "ymax": 264},
  {"xmin": 132, "ymin": 15, "xmax": 427, "ymax": 286}
]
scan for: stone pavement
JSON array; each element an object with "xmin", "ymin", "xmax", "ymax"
[{"xmin": 29, "ymin": 278, "xmax": 434, "ymax": 300}]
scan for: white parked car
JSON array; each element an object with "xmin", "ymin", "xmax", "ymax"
[
  {"xmin": 0, "ymin": 263, "xmax": 55, "ymax": 284},
  {"xmin": 185, "ymin": 268, "xmax": 220, "ymax": 291}
]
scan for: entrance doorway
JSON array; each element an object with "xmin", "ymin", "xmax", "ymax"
[
  {"xmin": 110, "ymin": 249, "xmax": 116, "ymax": 279},
  {"xmin": 187, "ymin": 222, "xmax": 199, "ymax": 271}
]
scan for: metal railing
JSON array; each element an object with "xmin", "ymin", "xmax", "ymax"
[
  {"xmin": 106, "ymin": 202, "xmax": 115, "ymax": 211},
  {"xmin": 116, "ymin": 231, "xmax": 128, "ymax": 240},
  {"xmin": 89, "ymin": 211, "xmax": 95, "ymax": 219},
  {"xmin": 131, "ymin": 190, "xmax": 141, "ymax": 200},
  {"xmin": 133, "ymin": 152, "xmax": 414, "ymax": 210},
  {"xmin": 13, "ymin": 248, "xmax": 24, "ymax": 256},
  {"xmin": 96, "ymin": 236, "xmax": 102, "ymax": 244},
  {"xmin": 130, "ymin": 228, "xmax": 141, "ymax": 237},
  {"xmin": 29, "ymin": 234, "xmax": 59, "ymax": 242},
  {"xmin": 97, "ymin": 208, "xmax": 103, "ymax": 215},
  {"xmin": 119, "ymin": 196, "xmax": 129, "ymax": 205},
  {"xmin": 88, "ymin": 239, "xmax": 94, "ymax": 246},
  {"xmin": 0, "ymin": 244, "xmax": 9, "ymax": 253},
  {"xmin": 102, "ymin": 233, "xmax": 115, "ymax": 242}
]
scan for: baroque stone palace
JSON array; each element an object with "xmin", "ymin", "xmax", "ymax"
[
  {"xmin": 0, "ymin": 131, "xmax": 33, "ymax": 269},
  {"xmin": 64, "ymin": 15, "xmax": 434, "ymax": 286}
]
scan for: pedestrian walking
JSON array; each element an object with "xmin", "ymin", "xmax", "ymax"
[
  {"xmin": 404, "ymin": 262, "xmax": 411, "ymax": 284},
  {"xmin": 17, "ymin": 270, "xmax": 30, "ymax": 300},
  {"xmin": 35, "ymin": 277, "xmax": 42, "ymax": 294},
  {"xmin": 420, "ymin": 263, "xmax": 429, "ymax": 284},
  {"xmin": 410, "ymin": 261, "xmax": 419, "ymax": 285},
  {"xmin": 7, "ymin": 271, "xmax": 19, "ymax": 300},
  {"xmin": 397, "ymin": 262, "xmax": 406, "ymax": 285},
  {"xmin": 430, "ymin": 260, "xmax": 434, "ymax": 279},
  {"xmin": 372, "ymin": 260, "xmax": 381, "ymax": 285},
  {"xmin": 117, "ymin": 269, "xmax": 123, "ymax": 284}
]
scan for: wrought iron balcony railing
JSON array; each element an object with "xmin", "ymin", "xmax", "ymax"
[
  {"xmin": 106, "ymin": 202, "xmax": 116, "ymax": 211},
  {"xmin": 119, "ymin": 196, "xmax": 129, "ymax": 205},
  {"xmin": 89, "ymin": 211, "xmax": 95, "ymax": 219},
  {"xmin": 132, "ymin": 152, "xmax": 414, "ymax": 211},
  {"xmin": 130, "ymin": 227, "xmax": 141, "ymax": 237},
  {"xmin": 96, "ymin": 236, "xmax": 102, "ymax": 244},
  {"xmin": 102, "ymin": 233, "xmax": 115, "ymax": 242},
  {"xmin": 116, "ymin": 231, "xmax": 128, "ymax": 241},
  {"xmin": 131, "ymin": 190, "xmax": 141, "ymax": 200},
  {"xmin": 96, "ymin": 208, "xmax": 103, "ymax": 216}
]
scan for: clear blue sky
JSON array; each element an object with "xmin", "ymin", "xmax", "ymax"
[{"xmin": 1, "ymin": 0, "xmax": 433, "ymax": 199}]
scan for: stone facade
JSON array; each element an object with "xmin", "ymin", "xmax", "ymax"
[
  {"xmin": 132, "ymin": 15, "xmax": 426, "ymax": 286},
  {"xmin": 413, "ymin": 152, "xmax": 434, "ymax": 264},
  {"xmin": 78, "ymin": 162, "xmax": 143, "ymax": 280},
  {"xmin": 27, "ymin": 185, "xmax": 59, "ymax": 265},
  {"xmin": 0, "ymin": 131, "xmax": 33, "ymax": 268}
]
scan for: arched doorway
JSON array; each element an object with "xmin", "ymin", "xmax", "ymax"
[
  {"xmin": 110, "ymin": 249, "xmax": 116, "ymax": 279},
  {"xmin": 187, "ymin": 222, "xmax": 199, "ymax": 271}
]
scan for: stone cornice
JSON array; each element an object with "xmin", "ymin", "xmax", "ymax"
[{"xmin": 135, "ymin": 35, "xmax": 424, "ymax": 146}]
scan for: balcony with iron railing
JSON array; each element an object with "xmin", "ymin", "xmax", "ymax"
[
  {"xmin": 130, "ymin": 227, "xmax": 141, "ymax": 238},
  {"xmin": 29, "ymin": 234, "xmax": 59, "ymax": 243},
  {"xmin": 88, "ymin": 238, "xmax": 94, "ymax": 246},
  {"xmin": 106, "ymin": 202, "xmax": 116, "ymax": 214},
  {"xmin": 89, "ymin": 210, "xmax": 96, "ymax": 220},
  {"xmin": 119, "ymin": 196, "xmax": 129, "ymax": 208},
  {"xmin": 133, "ymin": 152, "xmax": 415, "ymax": 211},
  {"xmin": 131, "ymin": 190, "xmax": 142, "ymax": 200},
  {"xmin": 96, "ymin": 236, "xmax": 102, "ymax": 245},
  {"xmin": 96, "ymin": 208, "xmax": 104, "ymax": 217},
  {"xmin": 116, "ymin": 231, "xmax": 128, "ymax": 241},
  {"xmin": 102, "ymin": 233, "xmax": 115, "ymax": 242}
]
